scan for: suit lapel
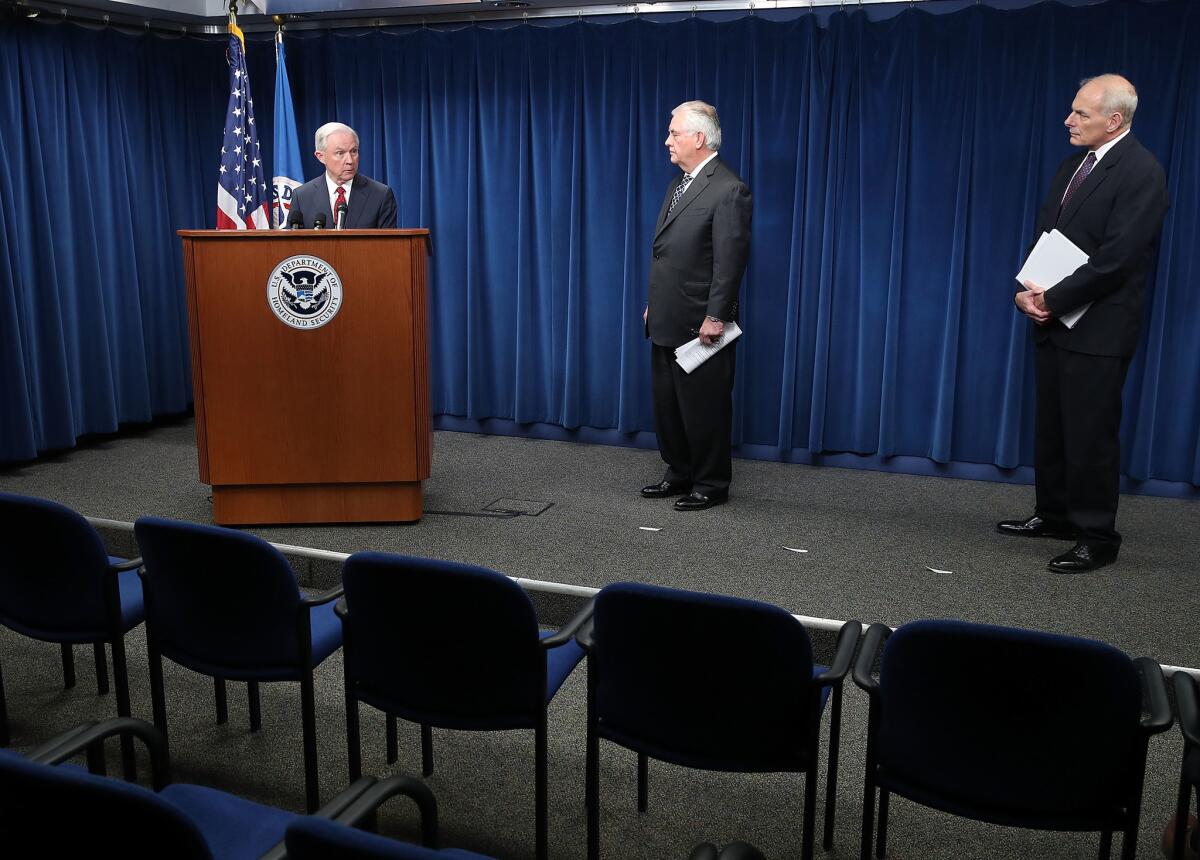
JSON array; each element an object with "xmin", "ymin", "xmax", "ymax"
[
  {"xmin": 1057, "ymin": 134, "xmax": 1134, "ymax": 229},
  {"xmin": 345, "ymin": 174, "xmax": 370, "ymax": 229},
  {"xmin": 655, "ymin": 158, "xmax": 717, "ymax": 239}
]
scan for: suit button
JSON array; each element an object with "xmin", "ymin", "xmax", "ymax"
[{"xmin": 654, "ymin": 253, "xmax": 660, "ymax": 259}]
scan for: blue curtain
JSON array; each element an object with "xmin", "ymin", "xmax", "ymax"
[{"xmin": 2, "ymin": 0, "xmax": 1198, "ymax": 494}]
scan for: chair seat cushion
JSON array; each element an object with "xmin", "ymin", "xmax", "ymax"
[
  {"xmin": 309, "ymin": 599, "xmax": 344, "ymax": 667},
  {"xmin": 162, "ymin": 782, "xmax": 298, "ymax": 860},
  {"xmin": 542, "ymin": 631, "xmax": 585, "ymax": 701},
  {"xmin": 115, "ymin": 563, "xmax": 146, "ymax": 632}
]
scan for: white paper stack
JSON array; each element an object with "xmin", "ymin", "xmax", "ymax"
[
  {"xmin": 1015, "ymin": 229, "xmax": 1091, "ymax": 329},
  {"xmin": 674, "ymin": 321, "xmax": 744, "ymax": 373}
]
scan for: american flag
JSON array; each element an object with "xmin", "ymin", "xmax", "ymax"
[{"xmin": 215, "ymin": 22, "xmax": 269, "ymax": 230}]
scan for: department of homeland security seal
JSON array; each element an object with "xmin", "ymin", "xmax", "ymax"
[{"xmin": 267, "ymin": 255, "xmax": 344, "ymax": 329}]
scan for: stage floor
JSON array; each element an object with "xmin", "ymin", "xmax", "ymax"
[{"xmin": 2, "ymin": 416, "xmax": 1196, "ymax": 671}]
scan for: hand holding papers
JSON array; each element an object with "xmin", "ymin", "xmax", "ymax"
[
  {"xmin": 674, "ymin": 322, "xmax": 743, "ymax": 373},
  {"xmin": 1015, "ymin": 229, "xmax": 1091, "ymax": 329}
]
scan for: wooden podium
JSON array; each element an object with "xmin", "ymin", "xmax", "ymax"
[{"xmin": 178, "ymin": 229, "xmax": 431, "ymax": 525}]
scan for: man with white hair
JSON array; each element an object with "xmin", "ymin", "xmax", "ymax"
[
  {"xmin": 640, "ymin": 100, "xmax": 752, "ymax": 511},
  {"xmin": 289, "ymin": 122, "xmax": 397, "ymax": 228},
  {"xmin": 999, "ymin": 74, "xmax": 1168, "ymax": 572}
]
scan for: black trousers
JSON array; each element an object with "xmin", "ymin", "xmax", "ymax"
[
  {"xmin": 650, "ymin": 342, "xmax": 735, "ymax": 496},
  {"xmin": 1033, "ymin": 340, "xmax": 1131, "ymax": 552}
]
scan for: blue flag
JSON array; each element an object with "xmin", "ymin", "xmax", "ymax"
[{"xmin": 272, "ymin": 30, "xmax": 304, "ymax": 228}]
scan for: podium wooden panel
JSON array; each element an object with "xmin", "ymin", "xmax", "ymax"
[{"xmin": 178, "ymin": 229, "xmax": 431, "ymax": 525}]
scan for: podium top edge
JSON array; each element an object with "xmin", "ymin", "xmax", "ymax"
[{"xmin": 178, "ymin": 228, "xmax": 432, "ymax": 254}]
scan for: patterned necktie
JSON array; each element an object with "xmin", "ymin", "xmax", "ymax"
[
  {"xmin": 334, "ymin": 185, "xmax": 347, "ymax": 227},
  {"xmin": 668, "ymin": 174, "xmax": 693, "ymax": 213},
  {"xmin": 1058, "ymin": 152, "xmax": 1097, "ymax": 222}
]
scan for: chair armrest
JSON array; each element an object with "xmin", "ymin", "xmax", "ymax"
[
  {"xmin": 575, "ymin": 616, "xmax": 595, "ymax": 651},
  {"xmin": 1174, "ymin": 670, "xmax": 1200, "ymax": 747},
  {"xmin": 29, "ymin": 717, "xmax": 171, "ymax": 790},
  {"xmin": 258, "ymin": 777, "xmax": 383, "ymax": 860},
  {"xmin": 541, "ymin": 599, "xmax": 595, "ymax": 648},
  {"xmin": 852, "ymin": 623, "xmax": 891, "ymax": 694},
  {"xmin": 110, "ymin": 557, "xmax": 143, "ymax": 572},
  {"xmin": 301, "ymin": 584, "xmax": 345, "ymax": 608},
  {"xmin": 1135, "ymin": 657, "xmax": 1173, "ymax": 735},
  {"xmin": 813, "ymin": 620, "xmax": 862, "ymax": 686},
  {"xmin": 25, "ymin": 721, "xmax": 98, "ymax": 762},
  {"xmin": 330, "ymin": 774, "xmax": 440, "ymax": 848}
]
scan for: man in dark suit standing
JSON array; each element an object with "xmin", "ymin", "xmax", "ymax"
[
  {"xmin": 289, "ymin": 122, "xmax": 398, "ymax": 229},
  {"xmin": 999, "ymin": 74, "xmax": 1168, "ymax": 573},
  {"xmin": 640, "ymin": 101, "xmax": 752, "ymax": 511}
]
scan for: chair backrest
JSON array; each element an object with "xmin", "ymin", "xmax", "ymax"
[
  {"xmin": 286, "ymin": 815, "xmax": 493, "ymax": 859},
  {"xmin": 134, "ymin": 517, "xmax": 304, "ymax": 673},
  {"xmin": 0, "ymin": 492, "xmax": 115, "ymax": 638},
  {"xmin": 0, "ymin": 748, "xmax": 212, "ymax": 858},
  {"xmin": 876, "ymin": 619, "xmax": 1145, "ymax": 822},
  {"xmin": 341, "ymin": 552, "xmax": 543, "ymax": 726},
  {"xmin": 591, "ymin": 582, "xmax": 818, "ymax": 771}
]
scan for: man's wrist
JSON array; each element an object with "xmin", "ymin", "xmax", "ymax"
[{"xmin": 705, "ymin": 315, "xmax": 723, "ymax": 323}]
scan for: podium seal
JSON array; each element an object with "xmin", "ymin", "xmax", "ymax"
[{"xmin": 267, "ymin": 255, "xmax": 344, "ymax": 330}]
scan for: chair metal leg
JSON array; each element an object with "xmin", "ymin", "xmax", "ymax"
[
  {"xmin": 93, "ymin": 643, "xmax": 109, "ymax": 695},
  {"xmin": 535, "ymin": 713, "xmax": 548, "ymax": 860},
  {"xmin": 1174, "ymin": 778, "xmax": 1192, "ymax": 860},
  {"xmin": 1098, "ymin": 830, "xmax": 1112, "ymax": 859},
  {"xmin": 248, "ymin": 681, "xmax": 261, "ymax": 732},
  {"xmin": 860, "ymin": 780, "xmax": 876, "ymax": 860},
  {"xmin": 346, "ymin": 694, "xmax": 362, "ymax": 781},
  {"xmin": 824, "ymin": 685, "xmax": 843, "ymax": 850},
  {"xmin": 637, "ymin": 753, "xmax": 648, "ymax": 812},
  {"xmin": 60, "ymin": 644, "xmax": 76, "ymax": 689},
  {"xmin": 802, "ymin": 767, "xmax": 817, "ymax": 860},
  {"xmin": 110, "ymin": 634, "xmax": 136, "ymax": 781},
  {"xmin": 586, "ymin": 663, "xmax": 600, "ymax": 860},
  {"xmin": 0, "ymin": 658, "xmax": 9, "ymax": 747},
  {"xmin": 301, "ymin": 670, "xmax": 320, "ymax": 813},
  {"xmin": 214, "ymin": 677, "xmax": 228, "ymax": 725},
  {"xmin": 148, "ymin": 639, "xmax": 168, "ymax": 743},
  {"xmin": 876, "ymin": 789, "xmax": 890, "ymax": 858},
  {"xmin": 386, "ymin": 715, "xmax": 398, "ymax": 764},
  {"xmin": 421, "ymin": 723, "xmax": 433, "ymax": 777}
]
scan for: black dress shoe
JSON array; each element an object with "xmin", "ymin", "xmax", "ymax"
[
  {"xmin": 641, "ymin": 480, "xmax": 691, "ymax": 499},
  {"xmin": 1048, "ymin": 543, "xmax": 1117, "ymax": 574},
  {"xmin": 674, "ymin": 491, "xmax": 727, "ymax": 511},
  {"xmin": 996, "ymin": 515, "xmax": 1075, "ymax": 540}
]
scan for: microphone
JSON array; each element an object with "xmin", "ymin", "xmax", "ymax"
[
  {"xmin": 285, "ymin": 210, "xmax": 303, "ymax": 230},
  {"xmin": 313, "ymin": 213, "xmax": 327, "ymax": 230},
  {"xmin": 335, "ymin": 201, "xmax": 348, "ymax": 231}
]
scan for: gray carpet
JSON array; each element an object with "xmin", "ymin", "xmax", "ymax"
[{"xmin": 1, "ymin": 417, "xmax": 1196, "ymax": 858}]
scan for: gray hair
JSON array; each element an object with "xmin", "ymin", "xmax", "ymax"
[
  {"xmin": 1080, "ymin": 75, "xmax": 1138, "ymax": 129},
  {"xmin": 672, "ymin": 100, "xmax": 722, "ymax": 152},
  {"xmin": 314, "ymin": 122, "xmax": 359, "ymax": 152}
]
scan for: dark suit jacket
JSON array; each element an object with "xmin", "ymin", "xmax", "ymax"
[
  {"xmin": 1031, "ymin": 132, "xmax": 1168, "ymax": 357},
  {"xmin": 290, "ymin": 173, "xmax": 399, "ymax": 229},
  {"xmin": 647, "ymin": 156, "xmax": 752, "ymax": 348}
]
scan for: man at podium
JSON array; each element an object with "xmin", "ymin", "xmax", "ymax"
[{"xmin": 289, "ymin": 122, "xmax": 398, "ymax": 229}]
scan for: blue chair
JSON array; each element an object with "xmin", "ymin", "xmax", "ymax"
[
  {"xmin": 1172, "ymin": 671, "xmax": 1200, "ymax": 859},
  {"xmin": 580, "ymin": 582, "xmax": 861, "ymax": 860},
  {"xmin": 338, "ymin": 551, "xmax": 591, "ymax": 860},
  {"xmin": 853, "ymin": 619, "xmax": 1172, "ymax": 860},
  {"xmin": 0, "ymin": 491, "xmax": 143, "ymax": 777},
  {"xmin": 0, "ymin": 716, "xmax": 434, "ymax": 859},
  {"xmin": 133, "ymin": 516, "xmax": 343, "ymax": 813}
]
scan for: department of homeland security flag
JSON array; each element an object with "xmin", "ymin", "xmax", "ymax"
[
  {"xmin": 271, "ymin": 30, "xmax": 304, "ymax": 228},
  {"xmin": 215, "ymin": 21, "xmax": 269, "ymax": 230}
]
